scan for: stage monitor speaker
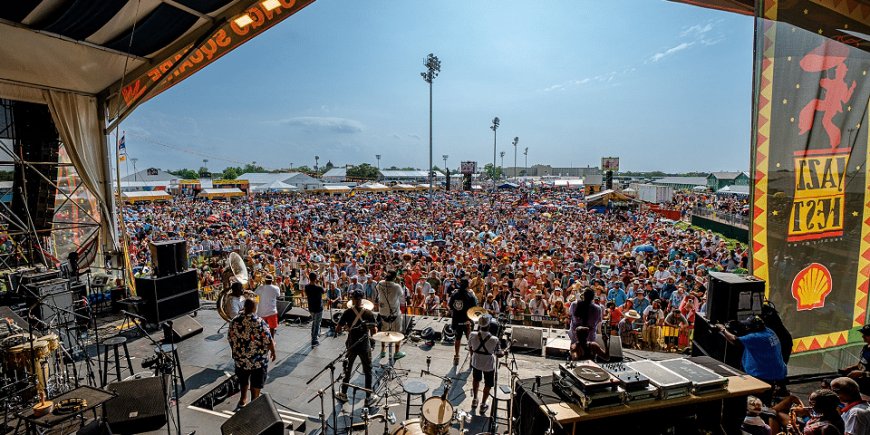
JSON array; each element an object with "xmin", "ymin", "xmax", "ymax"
[
  {"xmin": 706, "ymin": 272, "xmax": 765, "ymax": 324},
  {"xmin": 221, "ymin": 393, "xmax": 284, "ymax": 435},
  {"xmin": 276, "ymin": 300, "xmax": 292, "ymax": 320},
  {"xmin": 595, "ymin": 334, "xmax": 624, "ymax": 362},
  {"xmin": 691, "ymin": 315, "xmax": 743, "ymax": 370},
  {"xmin": 163, "ymin": 314, "xmax": 203, "ymax": 342},
  {"xmin": 149, "ymin": 240, "xmax": 188, "ymax": 277},
  {"xmin": 135, "ymin": 269, "xmax": 199, "ymax": 324},
  {"xmin": 105, "ymin": 376, "xmax": 168, "ymax": 434},
  {"xmin": 510, "ymin": 326, "xmax": 543, "ymax": 355}
]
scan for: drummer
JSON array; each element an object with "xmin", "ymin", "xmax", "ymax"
[
  {"xmin": 468, "ymin": 314, "xmax": 503, "ymax": 415},
  {"xmin": 335, "ymin": 290, "xmax": 378, "ymax": 406}
]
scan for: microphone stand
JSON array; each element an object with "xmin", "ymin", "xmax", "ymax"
[
  {"xmin": 306, "ymin": 333, "xmax": 369, "ymax": 435},
  {"xmin": 488, "ymin": 316, "xmax": 508, "ymax": 434}
]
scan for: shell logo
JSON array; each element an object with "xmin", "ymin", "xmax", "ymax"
[{"xmin": 791, "ymin": 263, "xmax": 833, "ymax": 311}]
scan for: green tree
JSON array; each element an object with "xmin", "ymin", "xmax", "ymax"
[
  {"xmin": 294, "ymin": 165, "xmax": 313, "ymax": 174},
  {"xmin": 482, "ymin": 163, "xmax": 502, "ymax": 180},
  {"xmin": 241, "ymin": 163, "xmax": 266, "ymax": 173},
  {"xmin": 346, "ymin": 163, "xmax": 379, "ymax": 180},
  {"xmin": 169, "ymin": 168, "xmax": 199, "ymax": 179},
  {"xmin": 221, "ymin": 167, "xmax": 240, "ymax": 180}
]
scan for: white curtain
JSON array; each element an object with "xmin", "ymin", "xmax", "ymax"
[{"xmin": 45, "ymin": 90, "xmax": 118, "ymax": 250}]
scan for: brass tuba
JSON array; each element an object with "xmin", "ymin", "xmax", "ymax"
[{"xmin": 217, "ymin": 252, "xmax": 250, "ymax": 322}]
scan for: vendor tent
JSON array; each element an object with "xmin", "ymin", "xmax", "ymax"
[
  {"xmin": 355, "ymin": 182, "xmax": 390, "ymax": 192},
  {"xmin": 122, "ymin": 190, "xmax": 172, "ymax": 203},
  {"xmin": 251, "ymin": 180, "xmax": 297, "ymax": 192},
  {"xmin": 392, "ymin": 184, "xmax": 416, "ymax": 191},
  {"xmin": 198, "ymin": 188, "xmax": 245, "ymax": 199},
  {"xmin": 716, "ymin": 185, "xmax": 750, "ymax": 196},
  {"xmin": 312, "ymin": 185, "xmax": 352, "ymax": 195},
  {"xmin": 497, "ymin": 182, "xmax": 519, "ymax": 189},
  {"xmin": 585, "ymin": 189, "xmax": 635, "ymax": 206}
]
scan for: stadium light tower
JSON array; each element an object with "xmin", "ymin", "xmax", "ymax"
[
  {"xmin": 442, "ymin": 154, "xmax": 448, "ymax": 172},
  {"xmin": 512, "ymin": 137, "xmax": 519, "ymax": 179},
  {"xmin": 523, "ymin": 147, "xmax": 529, "ymax": 175},
  {"xmin": 499, "ymin": 151, "xmax": 505, "ymax": 176},
  {"xmin": 314, "ymin": 155, "xmax": 319, "ymax": 173},
  {"xmin": 376, "ymin": 154, "xmax": 381, "ymax": 170},
  {"xmin": 421, "ymin": 53, "xmax": 441, "ymax": 205},
  {"xmin": 491, "ymin": 117, "xmax": 499, "ymax": 194}
]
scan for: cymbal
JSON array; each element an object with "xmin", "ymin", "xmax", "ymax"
[
  {"xmin": 371, "ymin": 331, "xmax": 404, "ymax": 343},
  {"xmin": 346, "ymin": 299, "xmax": 375, "ymax": 311},
  {"xmin": 467, "ymin": 307, "xmax": 489, "ymax": 322}
]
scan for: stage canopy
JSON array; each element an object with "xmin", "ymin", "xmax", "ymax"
[{"xmin": 0, "ymin": 0, "xmax": 315, "ymax": 257}]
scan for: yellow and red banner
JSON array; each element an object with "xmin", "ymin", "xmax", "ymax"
[{"xmin": 752, "ymin": 0, "xmax": 870, "ymax": 354}]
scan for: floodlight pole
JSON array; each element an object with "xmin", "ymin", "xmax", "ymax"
[
  {"xmin": 523, "ymin": 147, "xmax": 528, "ymax": 176},
  {"xmin": 376, "ymin": 154, "xmax": 381, "ymax": 171},
  {"xmin": 491, "ymin": 117, "xmax": 499, "ymax": 195},
  {"xmin": 512, "ymin": 137, "xmax": 519, "ymax": 180},
  {"xmin": 421, "ymin": 53, "xmax": 441, "ymax": 236}
]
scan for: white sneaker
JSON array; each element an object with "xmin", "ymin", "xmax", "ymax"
[{"xmin": 479, "ymin": 402, "xmax": 490, "ymax": 415}]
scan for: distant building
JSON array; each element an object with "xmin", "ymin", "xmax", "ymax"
[
  {"xmin": 322, "ymin": 167, "xmax": 347, "ymax": 182},
  {"xmin": 237, "ymin": 172, "xmax": 323, "ymax": 190},
  {"xmin": 504, "ymin": 165, "xmax": 600, "ymax": 178},
  {"xmin": 379, "ymin": 170, "xmax": 444, "ymax": 183},
  {"xmin": 706, "ymin": 172, "xmax": 749, "ymax": 191},
  {"xmin": 651, "ymin": 176, "xmax": 709, "ymax": 190}
]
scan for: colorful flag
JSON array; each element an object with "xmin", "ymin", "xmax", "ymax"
[{"xmin": 119, "ymin": 133, "xmax": 127, "ymax": 161}]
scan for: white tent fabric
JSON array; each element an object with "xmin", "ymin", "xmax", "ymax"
[
  {"xmin": 252, "ymin": 180, "xmax": 297, "ymax": 192},
  {"xmin": 46, "ymin": 90, "xmax": 117, "ymax": 249}
]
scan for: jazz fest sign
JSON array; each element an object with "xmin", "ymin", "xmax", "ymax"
[
  {"xmin": 110, "ymin": 0, "xmax": 314, "ymax": 126},
  {"xmin": 752, "ymin": 0, "xmax": 870, "ymax": 354}
]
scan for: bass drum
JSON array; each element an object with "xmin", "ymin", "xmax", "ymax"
[
  {"xmin": 421, "ymin": 397, "xmax": 453, "ymax": 435},
  {"xmin": 392, "ymin": 419, "xmax": 425, "ymax": 435}
]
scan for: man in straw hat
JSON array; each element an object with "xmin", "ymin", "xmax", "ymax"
[{"xmin": 618, "ymin": 309, "xmax": 641, "ymax": 349}]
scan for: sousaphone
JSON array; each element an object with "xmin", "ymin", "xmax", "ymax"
[{"xmin": 217, "ymin": 252, "xmax": 252, "ymax": 322}]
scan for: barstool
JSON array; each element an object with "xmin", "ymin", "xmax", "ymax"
[
  {"xmin": 102, "ymin": 336, "xmax": 134, "ymax": 385},
  {"xmin": 491, "ymin": 384, "xmax": 512, "ymax": 425},
  {"xmin": 402, "ymin": 379, "xmax": 429, "ymax": 419},
  {"xmin": 154, "ymin": 344, "xmax": 185, "ymax": 390}
]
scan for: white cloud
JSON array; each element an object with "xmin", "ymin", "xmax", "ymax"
[
  {"xmin": 276, "ymin": 116, "xmax": 364, "ymax": 134},
  {"xmin": 650, "ymin": 42, "xmax": 693, "ymax": 62},
  {"xmin": 681, "ymin": 23, "xmax": 713, "ymax": 37}
]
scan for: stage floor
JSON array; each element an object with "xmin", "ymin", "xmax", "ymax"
[{"xmin": 61, "ymin": 308, "xmax": 678, "ymax": 434}]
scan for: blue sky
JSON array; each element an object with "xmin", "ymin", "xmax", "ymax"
[{"xmin": 123, "ymin": 1, "xmax": 754, "ymax": 174}]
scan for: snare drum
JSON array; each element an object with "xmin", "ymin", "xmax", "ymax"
[
  {"xmin": 421, "ymin": 397, "xmax": 453, "ymax": 435},
  {"xmin": 392, "ymin": 418, "xmax": 425, "ymax": 435}
]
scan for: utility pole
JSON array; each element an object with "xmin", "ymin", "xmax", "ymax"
[{"xmin": 491, "ymin": 117, "xmax": 499, "ymax": 195}]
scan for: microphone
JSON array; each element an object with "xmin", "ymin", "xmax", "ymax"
[{"xmin": 120, "ymin": 310, "xmax": 148, "ymax": 323}]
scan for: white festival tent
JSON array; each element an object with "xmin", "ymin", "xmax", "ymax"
[{"xmin": 0, "ymin": 0, "xmax": 316, "ymax": 262}]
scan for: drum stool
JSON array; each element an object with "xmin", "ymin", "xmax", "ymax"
[
  {"xmin": 154, "ymin": 344, "xmax": 185, "ymax": 390},
  {"xmin": 402, "ymin": 379, "xmax": 429, "ymax": 419},
  {"xmin": 102, "ymin": 336, "xmax": 134, "ymax": 385}
]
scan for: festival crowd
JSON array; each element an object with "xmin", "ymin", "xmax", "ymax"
[{"xmin": 122, "ymin": 189, "xmax": 751, "ymax": 353}]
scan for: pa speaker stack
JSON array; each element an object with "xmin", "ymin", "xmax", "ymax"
[
  {"xmin": 705, "ymin": 272, "xmax": 765, "ymax": 324},
  {"xmin": 135, "ymin": 239, "xmax": 200, "ymax": 326}
]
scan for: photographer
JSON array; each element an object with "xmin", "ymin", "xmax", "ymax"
[{"xmin": 717, "ymin": 315, "xmax": 787, "ymax": 403}]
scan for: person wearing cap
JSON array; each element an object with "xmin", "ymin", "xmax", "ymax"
[
  {"xmin": 467, "ymin": 314, "xmax": 503, "ymax": 415},
  {"xmin": 254, "ymin": 274, "xmax": 281, "ymax": 337},
  {"xmin": 482, "ymin": 292, "xmax": 500, "ymax": 315},
  {"xmin": 831, "ymin": 377, "xmax": 870, "ymax": 435},
  {"xmin": 424, "ymin": 287, "xmax": 440, "ymax": 316},
  {"xmin": 717, "ymin": 316, "xmax": 787, "ymax": 403},
  {"xmin": 335, "ymin": 290, "xmax": 378, "ymax": 406},
  {"xmin": 840, "ymin": 324, "xmax": 870, "ymax": 395},
  {"xmin": 528, "ymin": 291, "xmax": 548, "ymax": 317}
]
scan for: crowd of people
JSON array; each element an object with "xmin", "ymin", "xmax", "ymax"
[{"xmin": 123, "ymin": 189, "xmax": 751, "ymax": 353}]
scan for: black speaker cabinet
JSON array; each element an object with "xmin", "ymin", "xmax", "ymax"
[
  {"xmin": 221, "ymin": 393, "xmax": 284, "ymax": 435},
  {"xmin": 135, "ymin": 269, "xmax": 199, "ymax": 324},
  {"xmin": 510, "ymin": 326, "xmax": 544, "ymax": 355},
  {"xmin": 706, "ymin": 272, "xmax": 765, "ymax": 324},
  {"xmin": 149, "ymin": 240, "xmax": 188, "ymax": 277},
  {"xmin": 105, "ymin": 376, "xmax": 168, "ymax": 434},
  {"xmin": 692, "ymin": 315, "xmax": 744, "ymax": 370}
]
